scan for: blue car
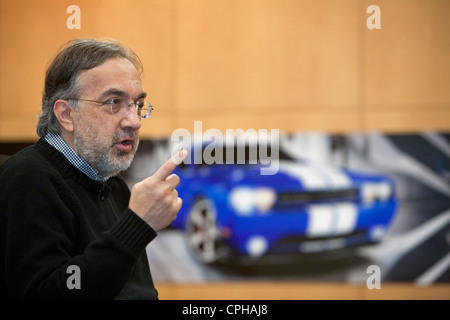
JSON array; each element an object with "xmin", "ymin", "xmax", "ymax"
[{"xmin": 171, "ymin": 142, "xmax": 397, "ymax": 265}]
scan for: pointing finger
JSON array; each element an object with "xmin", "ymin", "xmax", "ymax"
[{"xmin": 153, "ymin": 149, "xmax": 188, "ymax": 181}]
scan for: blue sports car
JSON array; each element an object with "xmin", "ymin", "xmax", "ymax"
[{"xmin": 170, "ymin": 142, "xmax": 397, "ymax": 265}]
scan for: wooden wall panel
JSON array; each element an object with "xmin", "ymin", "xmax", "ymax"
[
  {"xmin": 0, "ymin": 0, "xmax": 449, "ymax": 141},
  {"xmin": 175, "ymin": 0, "xmax": 360, "ymax": 131},
  {"xmin": 155, "ymin": 282, "xmax": 450, "ymax": 300},
  {"xmin": 362, "ymin": 0, "xmax": 450, "ymax": 132},
  {"xmin": 176, "ymin": 109, "xmax": 361, "ymax": 133},
  {"xmin": 0, "ymin": 0, "xmax": 175, "ymax": 141}
]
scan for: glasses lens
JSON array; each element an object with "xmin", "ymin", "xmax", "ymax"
[
  {"xmin": 139, "ymin": 103, "xmax": 153, "ymax": 119},
  {"xmin": 107, "ymin": 99, "xmax": 122, "ymax": 114},
  {"xmin": 106, "ymin": 99, "xmax": 152, "ymax": 118}
]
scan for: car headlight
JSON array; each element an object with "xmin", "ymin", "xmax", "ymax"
[
  {"xmin": 229, "ymin": 187, "xmax": 277, "ymax": 216},
  {"xmin": 361, "ymin": 182, "xmax": 393, "ymax": 204}
]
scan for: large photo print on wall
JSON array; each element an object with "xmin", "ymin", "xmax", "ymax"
[{"xmin": 123, "ymin": 131, "xmax": 450, "ymax": 285}]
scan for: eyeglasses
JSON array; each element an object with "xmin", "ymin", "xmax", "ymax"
[{"xmin": 67, "ymin": 98, "xmax": 154, "ymax": 119}]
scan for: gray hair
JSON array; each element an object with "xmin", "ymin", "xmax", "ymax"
[{"xmin": 37, "ymin": 38, "xmax": 143, "ymax": 137}]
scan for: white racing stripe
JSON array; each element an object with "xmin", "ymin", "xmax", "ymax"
[
  {"xmin": 335, "ymin": 202, "xmax": 359, "ymax": 234},
  {"xmin": 307, "ymin": 204, "xmax": 333, "ymax": 236},
  {"xmin": 278, "ymin": 161, "xmax": 327, "ymax": 189},
  {"xmin": 277, "ymin": 161, "xmax": 357, "ymax": 237},
  {"xmin": 310, "ymin": 162, "xmax": 352, "ymax": 189},
  {"xmin": 306, "ymin": 202, "xmax": 358, "ymax": 237},
  {"xmin": 278, "ymin": 160, "xmax": 352, "ymax": 190}
]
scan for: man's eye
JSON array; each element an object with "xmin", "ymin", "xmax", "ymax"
[
  {"xmin": 106, "ymin": 98, "xmax": 122, "ymax": 105},
  {"xmin": 136, "ymin": 101, "xmax": 145, "ymax": 109}
]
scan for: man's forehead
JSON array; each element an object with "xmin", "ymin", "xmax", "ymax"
[{"xmin": 78, "ymin": 58, "xmax": 143, "ymax": 97}]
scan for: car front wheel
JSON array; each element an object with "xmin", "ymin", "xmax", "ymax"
[{"xmin": 185, "ymin": 198, "xmax": 225, "ymax": 264}]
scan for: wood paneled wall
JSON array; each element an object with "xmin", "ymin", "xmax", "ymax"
[
  {"xmin": 155, "ymin": 282, "xmax": 450, "ymax": 300},
  {"xmin": 0, "ymin": 0, "xmax": 449, "ymax": 141}
]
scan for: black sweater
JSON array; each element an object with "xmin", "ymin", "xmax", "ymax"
[{"xmin": 0, "ymin": 138, "xmax": 158, "ymax": 299}]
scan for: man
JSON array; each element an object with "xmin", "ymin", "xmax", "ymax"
[{"xmin": 0, "ymin": 38, "xmax": 187, "ymax": 299}]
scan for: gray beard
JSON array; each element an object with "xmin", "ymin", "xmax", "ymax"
[{"xmin": 73, "ymin": 124, "xmax": 139, "ymax": 180}]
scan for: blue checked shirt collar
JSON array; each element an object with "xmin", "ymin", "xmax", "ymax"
[{"xmin": 44, "ymin": 132, "xmax": 106, "ymax": 182}]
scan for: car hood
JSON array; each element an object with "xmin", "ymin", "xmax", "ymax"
[{"xmin": 205, "ymin": 160, "xmax": 355, "ymax": 191}]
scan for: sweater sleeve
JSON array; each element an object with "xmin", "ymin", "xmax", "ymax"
[{"xmin": 0, "ymin": 156, "xmax": 157, "ymax": 299}]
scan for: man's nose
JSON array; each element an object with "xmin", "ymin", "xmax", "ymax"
[{"xmin": 120, "ymin": 105, "xmax": 142, "ymax": 130}]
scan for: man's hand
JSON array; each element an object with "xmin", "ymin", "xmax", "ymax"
[{"xmin": 129, "ymin": 149, "xmax": 188, "ymax": 232}]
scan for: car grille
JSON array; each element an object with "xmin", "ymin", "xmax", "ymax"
[{"xmin": 278, "ymin": 188, "xmax": 358, "ymax": 204}]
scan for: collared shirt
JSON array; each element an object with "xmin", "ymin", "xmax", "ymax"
[{"xmin": 44, "ymin": 132, "xmax": 105, "ymax": 182}]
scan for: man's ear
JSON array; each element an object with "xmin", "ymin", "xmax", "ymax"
[{"xmin": 53, "ymin": 99, "xmax": 75, "ymax": 133}]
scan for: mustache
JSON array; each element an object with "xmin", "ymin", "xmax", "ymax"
[{"xmin": 111, "ymin": 129, "xmax": 138, "ymax": 146}]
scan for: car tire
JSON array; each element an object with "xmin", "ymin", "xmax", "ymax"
[{"xmin": 185, "ymin": 197, "xmax": 225, "ymax": 264}]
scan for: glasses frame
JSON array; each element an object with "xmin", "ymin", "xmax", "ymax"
[{"xmin": 66, "ymin": 98, "xmax": 154, "ymax": 119}]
